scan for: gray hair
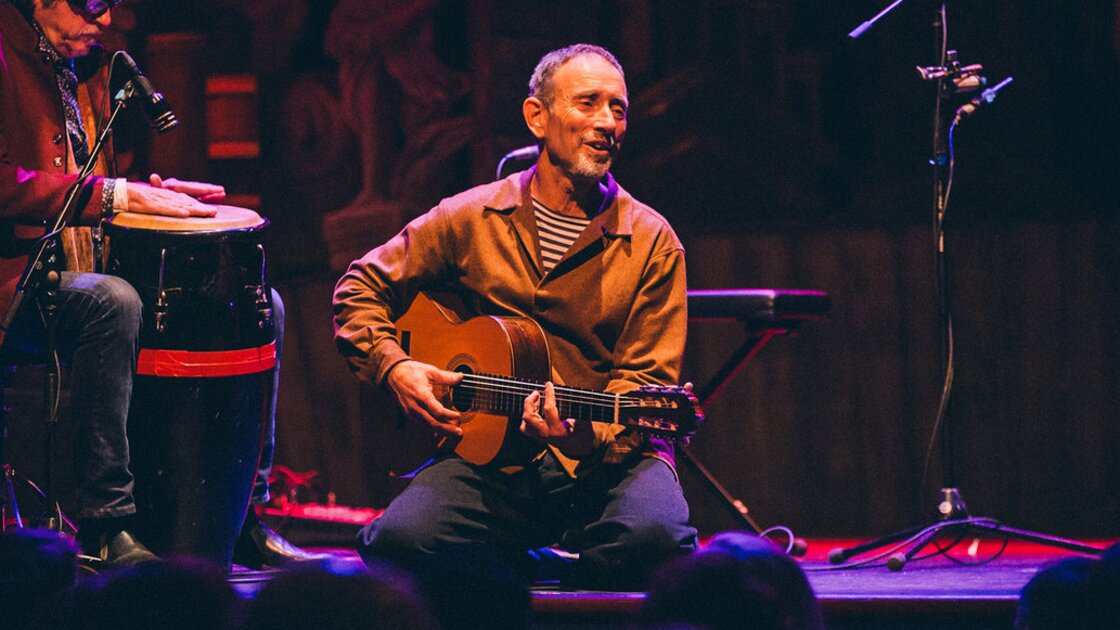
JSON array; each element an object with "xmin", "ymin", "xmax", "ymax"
[{"xmin": 528, "ymin": 44, "xmax": 625, "ymax": 108}]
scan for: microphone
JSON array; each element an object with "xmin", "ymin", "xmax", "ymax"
[
  {"xmin": 954, "ymin": 76, "xmax": 1014, "ymax": 124},
  {"xmin": 115, "ymin": 51, "xmax": 179, "ymax": 134},
  {"xmin": 502, "ymin": 145, "xmax": 540, "ymax": 161},
  {"xmin": 495, "ymin": 145, "xmax": 540, "ymax": 179}
]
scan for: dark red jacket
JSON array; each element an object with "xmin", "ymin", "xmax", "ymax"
[{"xmin": 0, "ymin": 2, "xmax": 113, "ymax": 327}]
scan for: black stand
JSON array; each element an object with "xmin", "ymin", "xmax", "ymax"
[
  {"xmin": 682, "ymin": 289, "xmax": 829, "ymax": 555},
  {"xmin": 0, "ymin": 91, "xmax": 129, "ymax": 536},
  {"xmin": 831, "ymin": 2, "xmax": 1104, "ymax": 570}
]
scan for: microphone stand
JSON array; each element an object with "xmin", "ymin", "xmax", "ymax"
[
  {"xmin": 828, "ymin": 1, "xmax": 1104, "ymax": 570},
  {"xmin": 0, "ymin": 89, "xmax": 129, "ymax": 532}
]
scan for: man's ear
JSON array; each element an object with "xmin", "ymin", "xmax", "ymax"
[{"xmin": 523, "ymin": 97, "xmax": 547, "ymax": 140}]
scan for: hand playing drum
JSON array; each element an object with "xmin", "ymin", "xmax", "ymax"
[
  {"xmin": 148, "ymin": 173, "xmax": 227, "ymax": 203},
  {"xmin": 124, "ymin": 173, "xmax": 225, "ymax": 218}
]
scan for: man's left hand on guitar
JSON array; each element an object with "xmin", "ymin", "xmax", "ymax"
[{"xmin": 521, "ymin": 382, "xmax": 596, "ymax": 458}]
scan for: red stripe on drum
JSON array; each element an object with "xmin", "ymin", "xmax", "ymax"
[{"xmin": 137, "ymin": 341, "xmax": 276, "ymax": 377}]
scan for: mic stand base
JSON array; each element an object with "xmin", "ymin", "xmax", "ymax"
[{"xmin": 826, "ymin": 488, "xmax": 1104, "ymax": 571}]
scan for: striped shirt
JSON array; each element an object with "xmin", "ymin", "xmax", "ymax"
[{"xmin": 533, "ymin": 197, "xmax": 591, "ymax": 275}]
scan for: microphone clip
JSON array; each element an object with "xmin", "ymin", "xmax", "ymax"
[{"xmin": 917, "ymin": 50, "xmax": 984, "ymax": 93}]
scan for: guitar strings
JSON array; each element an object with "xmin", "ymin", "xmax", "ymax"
[
  {"xmin": 452, "ymin": 386, "xmax": 641, "ymax": 415},
  {"xmin": 435, "ymin": 373, "xmax": 692, "ymax": 434},
  {"xmin": 455, "ymin": 373, "xmax": 647, "ymax": 407},
  {"xmin": 457, "ymin": 372, "xmax": 642, "ymax": 403}
]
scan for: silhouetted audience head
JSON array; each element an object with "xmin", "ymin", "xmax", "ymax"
[
  {"xmin": 0, "ymin": 527, "xmax": 79, "ymax": 629},
  {"xmin": 409, "ymin": 545, "xmax": 533, "ymax": 630},
  {"xmin": 1017, "ymin": 543, "xmax": 1120, "ymax": 630},
  {"xmin": 1015, "ymin": 556, "xmax": 1093, "ymax": 629},
  {"xmin": 633, "ymin": 531, "xmax": 824, "ymax": 630},
  {"xmin": 66, "ymin": 556, "xmax": 237, "ymax": 630},
  {"xmin": 239, "ymin": 557, "xmax": 435, "ymax": 630}
]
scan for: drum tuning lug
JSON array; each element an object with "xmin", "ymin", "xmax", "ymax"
[{"xmin": 154, "ymin": 290, "xmax": 169, "ymax": 333}]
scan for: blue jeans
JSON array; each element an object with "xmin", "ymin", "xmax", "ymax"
[
  {"xmin": 3, "ymin": 272, "xmax": 282, "ymax": 519},
  {"xmin": 357, "ymin": 451, "xmax": 697, "ymax": 589},
  {"xmin": 4, "ymin": 272, "xmax": 142, "ymax": 520}
]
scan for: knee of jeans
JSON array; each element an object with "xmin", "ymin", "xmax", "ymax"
[
  {"xmin": 619, "ymin": 520, "xmax": 691, "ymax": 556},
  {"xmin": 69, "ymin": 273, "xmax": 144, "ymax": 322},
  {"xmin": 357, "ymin": 515, "xmax": 435, "ymax": 560},
  {"xmin": 88, "ymin": 275, "xmax": 143, "ymax": 324}
]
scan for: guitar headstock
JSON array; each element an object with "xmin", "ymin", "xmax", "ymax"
[{"xmin": 619, "ymin": 384, "xmax": 704, "ymax": 438}]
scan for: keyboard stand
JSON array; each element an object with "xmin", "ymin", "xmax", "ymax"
[{"xmin": 684, "ymin": 289, "xmax": 830, "ymax": 547}]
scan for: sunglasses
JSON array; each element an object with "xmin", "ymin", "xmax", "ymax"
[{"xmin": 68, "ymin": 0, "xmax": 120, "ymax": 19}]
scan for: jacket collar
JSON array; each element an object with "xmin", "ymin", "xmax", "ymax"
[
  {"xmin": 481, "ymin": 165, "xmax": 634, "ymax": 238},
  {"xmin": 1, "ymin": 4, "xmax": 44, "ymax": 62}
]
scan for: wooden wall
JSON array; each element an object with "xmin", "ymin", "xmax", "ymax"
[{"xmin": 265, "ymin": 217, "xmax": 1120, "ymax": 538}]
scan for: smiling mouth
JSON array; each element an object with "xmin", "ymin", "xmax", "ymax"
[{"xmin": 585, "ymin": 137, "xmax": 616, "ymax": 154}]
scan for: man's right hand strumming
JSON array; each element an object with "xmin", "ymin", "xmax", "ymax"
[{"xmin": 386, "ymin": 359, "xmax": 464, "ymax": 438}]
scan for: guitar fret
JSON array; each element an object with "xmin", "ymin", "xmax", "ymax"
[{"xmin": 453, "ymin": 373, "xmax": 697, "ymax": 437}]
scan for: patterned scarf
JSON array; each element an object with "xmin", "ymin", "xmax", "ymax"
[{"xmin": 32, "ymin": 21, "xmax": 91, "ymax": 168}]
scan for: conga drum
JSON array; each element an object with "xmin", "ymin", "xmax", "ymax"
[{"xmin": 103, "ymin": 206, "xmax": 275, "ymax": 567}]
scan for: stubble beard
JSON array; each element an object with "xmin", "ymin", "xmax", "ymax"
[{"xmin": 548, "ymin": 145, "xmax": 613, "ymax": 183}]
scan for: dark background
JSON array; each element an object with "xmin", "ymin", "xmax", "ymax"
[{"xmin": 13, "ymin": 1, "xmax": 1119, "ymax": 540}]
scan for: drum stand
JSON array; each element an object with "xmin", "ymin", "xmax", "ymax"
[
  {"xmin": 684, "ymin": 289, "xmax": 829, "ymax": 555},
  {"xmin": 0, "ymin": 270, "xmax": 69, "ymax": 532}
]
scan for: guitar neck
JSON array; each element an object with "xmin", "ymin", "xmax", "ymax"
[{"xmin": 453, "ymin": 373, "xmax": 627, "ymax": 424}]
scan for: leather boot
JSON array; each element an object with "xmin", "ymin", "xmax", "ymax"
[
  {"xmin": 232, "ymin": 509, "xmax": 332, "ymax": 569},
  {"xmin": 79, "ymin": 519, "xmax": 158, "ymax": 568}
]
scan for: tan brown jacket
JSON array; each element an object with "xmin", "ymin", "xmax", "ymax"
[{"xmin": 333, "ymin": 167, "xmax": 687, "ymax": 476}]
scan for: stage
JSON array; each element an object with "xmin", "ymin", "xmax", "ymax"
[{"xmin": 227, "ymin": 536, "xmax": 1108, "ymax": 629}]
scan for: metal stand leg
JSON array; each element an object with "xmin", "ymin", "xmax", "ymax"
[{"xmin": 686, "ymin": 328, "xmax": 807, "ymax": 555}]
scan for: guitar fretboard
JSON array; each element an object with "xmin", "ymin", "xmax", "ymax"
[{"xmin": 451, "ymin": 373, "xmax": 641, "ymax": 424}]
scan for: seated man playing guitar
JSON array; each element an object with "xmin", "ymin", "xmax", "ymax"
[{"xmin": 334, "ymin": 44, "xmax": 699, "ymax": 590}]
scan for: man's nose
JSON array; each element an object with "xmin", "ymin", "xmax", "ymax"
[{"xmin": 592, "ymin": 104, "xmax": 618, "ymax": 134}]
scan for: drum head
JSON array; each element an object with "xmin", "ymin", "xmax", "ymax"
[{"xmin": 108, "ymin": 205, "xmax": 265, "ymax": 232}]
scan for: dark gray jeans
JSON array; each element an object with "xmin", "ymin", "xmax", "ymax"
[{"xmin": 357, "ymin": 450, "xmax": 697, "ymax": 589}]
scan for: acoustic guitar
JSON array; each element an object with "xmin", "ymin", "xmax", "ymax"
[{"xmin": 362, "ymin": 292, "xmax": 702, "ymax": 471}]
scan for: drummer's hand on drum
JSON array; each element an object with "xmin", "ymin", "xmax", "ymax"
[
  {"xmin": 149, "ymin": 173, "xmax": 226, "ymax": 203},
  {"xmin": 386, "ymin": 360, "xmax": 464, "ymax": 438},
  {"xmin": 125, "ymin": 182, "xmax": 219, "ymax": 218}
]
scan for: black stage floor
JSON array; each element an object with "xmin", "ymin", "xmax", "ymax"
[{"xmin": 226, "ymin": 536, "xmax": 1109, "ymax": 629}]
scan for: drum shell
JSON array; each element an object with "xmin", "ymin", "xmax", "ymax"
[
  {"xmin": 102, "ymin": 221, "xmax": 274, "ymax": 353},
  {"xmin": 127, "ymin": 373, "xmax": 266, "ymax": 567},
  {"xmin": 103, "ymin": 214, "xmax": 273, "ymax": 567}
]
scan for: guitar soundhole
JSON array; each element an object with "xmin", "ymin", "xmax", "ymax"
[{"xmin": 448, "ymin": 363, "xmax": 474, "ymax": 412}]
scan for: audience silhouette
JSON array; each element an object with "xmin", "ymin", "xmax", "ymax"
[
  {"xmin": 63, "ymin": 556, "xmax": 237, "ymax": 630},
  {"xmin": 238, "ymin": 557, "xmax": 435, "ymax": 630},
  {"xmin": 633, "ymin": 531, "xmax": 824, "ymax": 630},
  {"xmin": 0, "ymin": 528, "xmax": 80, "ymax": 629},
  {"xmin": 1016, "ymin": 542, "xmax": 1120, "ymax": 630}
]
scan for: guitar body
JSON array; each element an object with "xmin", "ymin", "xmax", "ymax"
[
  {"xmin": 362, "ymin": 293, "xmax": 552, "ymax": 472},
  {"xmin": 360, "ymin": 293, "xmax": 700, "ymax": 495}
]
